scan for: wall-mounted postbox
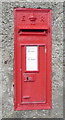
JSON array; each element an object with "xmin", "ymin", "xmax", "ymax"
[{"xmin": 14, "ymin": 8, "xmax": 52, "ymax": 110}]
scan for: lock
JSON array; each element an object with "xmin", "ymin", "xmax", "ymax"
[
  {"xmin": 24, "ymin": 73, "xmax": 35, "ymax": 82},
  {"xmin": 14, "ymin": 8, "xmax": 52, "ymax": 110}
]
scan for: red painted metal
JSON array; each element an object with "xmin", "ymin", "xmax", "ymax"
[{"xmin": 14, "ymin": 8, "xmax": 52, "ymax": 110}]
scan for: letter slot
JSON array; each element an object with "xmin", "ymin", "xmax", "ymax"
[{"xmin": 18, "ymin": 29, "xmax": 48, "ymax": 35}]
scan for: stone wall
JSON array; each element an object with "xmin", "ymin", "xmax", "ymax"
[
  {"xmin": 63, "ymin": 2, "xmax": 65, "ymax": 119},
  {"xmin": 2, "ymin": 1, "xmax": 63, "ymax": 118}
]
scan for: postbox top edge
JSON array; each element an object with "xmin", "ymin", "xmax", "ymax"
[{"xmin": 14, "ymin": 8, "xmax": 52, "ymax": 12}]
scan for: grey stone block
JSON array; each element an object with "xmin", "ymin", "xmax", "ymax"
[{"xmin": 2, "ymin": 1, "xmax": 63, "ymax": 118}]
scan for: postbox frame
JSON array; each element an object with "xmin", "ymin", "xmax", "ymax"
[{"xmin": 14, "ymin": 8, "xmax": 52, "ymax": 110}]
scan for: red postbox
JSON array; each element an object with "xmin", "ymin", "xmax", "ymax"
[{"xmin": 14, "ymin": 8, "xmax": 52, "ymax": 110}]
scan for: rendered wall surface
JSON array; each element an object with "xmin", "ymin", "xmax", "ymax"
[{"xmin": 2, "ymin": 1, "xmax": 63, "ymax": 118}]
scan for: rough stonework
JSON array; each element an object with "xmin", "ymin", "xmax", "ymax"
[
  {"xmin": 63, "ymin": 2, "xmax": 65, "ymax": 119},
  {"xmin": 0, "ymin": 2, "xmax": 2, "ymax": 120},
  {"xmin": 2, "ymin": 1, "xmax": 63, "ymax": 118}
]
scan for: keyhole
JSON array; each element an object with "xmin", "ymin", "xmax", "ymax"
[{"xmin": 27, "ymin": 77, "xmax": 29, "ymax": 80}]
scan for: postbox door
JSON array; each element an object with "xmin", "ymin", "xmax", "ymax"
[{"xmin": 21, "ymin": 45, "xmax": 46, "ymax": 104}]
